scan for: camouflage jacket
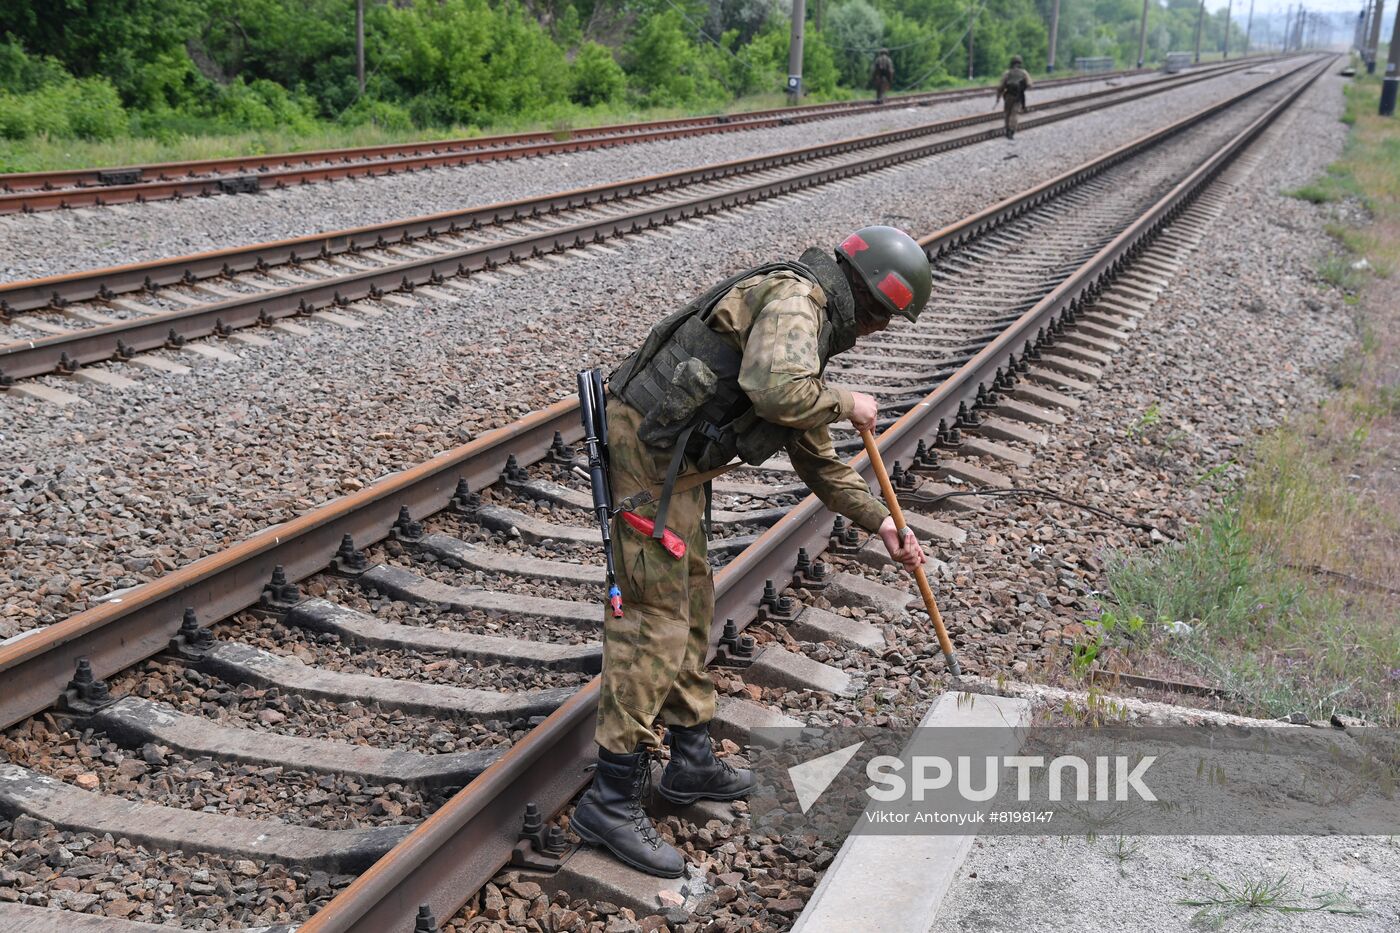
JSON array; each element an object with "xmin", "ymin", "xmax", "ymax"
[
  {"xmin": 707, "ymin": 270, "xmax": 890, "ymax": 533},
  {"xmin": 997, "ymin": 67, "xmax": 1032, "ymax": 102}
]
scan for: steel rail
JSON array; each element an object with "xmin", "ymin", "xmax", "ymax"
[
  {"xmin": 0, "ymin": 54, "xmax": 1324, "ymax": 932},
  {"xmin": 0, "ymin": 58, "xmax": 1263, "ymax": 318},
  {"xmin": 0, "ymin": 64, "xmax": 1185, "ymax": 209},
  {"xmin": 0, "ymin": 59, "xmax": 1292, "ymax": 384},
  {"xmin": 0, "ymin": 60, "xmax": 1273, "ymax": 216},
  {"xmin": 299, "ymin": 57, "xmax": 1329, "ymax": 933},
  {"xmin": 0, "ymin": 59, "xmax": 1319, "ymax": 718}
]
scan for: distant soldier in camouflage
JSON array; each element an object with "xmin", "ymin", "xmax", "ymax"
[
  {"xmin": 871, "ymin": 48, "xmax": 895, "ymax": 103},
  {"xmin": 570, "ymin": 227, "xmax": 934, "ymax": 877},
  {"xmin": 996, "ymin": 54, "xmax": 1032, "ymax": 139}
]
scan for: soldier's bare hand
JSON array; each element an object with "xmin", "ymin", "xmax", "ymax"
[
  {"xmin": 878, "ymin": 517, "xmax": 926, "ymax": 571},
  {"xmin": 849, "ymin": 392, "xmax": 879, "ymax": 432}
]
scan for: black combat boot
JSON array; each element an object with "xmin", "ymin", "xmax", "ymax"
[
  {"xmin": 658, "ymin": 722, "xmax": 755, "ymax": 804},
  {"xmin": 572, "ymin": 747, "xmax": 685, "ymax": 878}
]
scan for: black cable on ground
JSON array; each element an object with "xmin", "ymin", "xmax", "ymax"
[{"xmin": 921, "ymin": 486, "xmax": 1172, "ymax": 538}]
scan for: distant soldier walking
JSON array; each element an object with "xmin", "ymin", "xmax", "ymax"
[
  {"xmin": 871, "ymin": 48, "xmax": 895, "ymax": 103},
  {"xmin": 996, "ymin": 54, "xmax": 1032, "ymax": 138},
  {"xmin": 571, "ymin": 226, "xmax": 933, "ymax": 877}
]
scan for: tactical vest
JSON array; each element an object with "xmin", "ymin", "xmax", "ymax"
[{"xmin": 609, "ymin": 248, "xmax": 856, "ymax": 525}]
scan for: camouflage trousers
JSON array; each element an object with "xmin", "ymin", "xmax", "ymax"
[
  {"xmin": 595, "ymin": 399, "xmax": 716, "ymax": 754},
  {"xmin": 1003, "ymin": 98, "xmax": 1024, "ymax": 136}
]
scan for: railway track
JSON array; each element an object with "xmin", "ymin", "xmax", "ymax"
[
  {"xmin": 0, "ymin": 55, "xmax": 1328, "ymax": 933},
  {"xmin": 0, "ymin": 61, "xmax": 1210, "ymax": 215},
  {"xmin": 0, "ymin": 57, "xmax": 1276, "ymax": 389}
]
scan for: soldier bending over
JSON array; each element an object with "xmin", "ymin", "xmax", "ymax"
[{"xmin": 571, "ymin": 227, "xmax": 934, "ymax": 876}]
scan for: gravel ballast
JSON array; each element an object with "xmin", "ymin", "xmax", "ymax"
[
  {"xmin": 0, "ymin": 65, "xmax": 1305, "ymax": 636},
  {"xmin": 0, "ymin": 69, "xmax": 1189, "ymax": 282}
]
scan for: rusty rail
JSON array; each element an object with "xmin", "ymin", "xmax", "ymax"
[
  {"xmin": 0, "ymin": 55, "xmax": 1326, "ymax": 933},
  {"xmin": 298, "ymin": 56, "xmax": 1329, "ymax": 933},
  {"xmin": 0, "ymin": 58, "xmax": 1279, "ymax": 384},
  {"xmin": 0, "ymin": 63, "xmax": 1188, "ymax": 213}
]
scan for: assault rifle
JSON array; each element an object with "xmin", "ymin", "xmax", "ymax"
[{"xmin": 577, "ymin": 368, "xmax": 624, "ymax": 618}]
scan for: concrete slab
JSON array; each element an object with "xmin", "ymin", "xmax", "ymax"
[
  {"xmin": 1024, "ymin": 366, "xmax": 1096, "ymax": 393},
  {"xmin": 992, "ymin": 398, "xmax": 1067, "ymax": 426},
  {"xmin": 823, "ymin": 573, "xmax": 916, "ymax": 617},
  {"xmin": 92, "ymin": 695, "xmax": 498, "ymax": 789},
  {"xmin": 415, "ymin": 286, "xmax": 457, "ymax": 301},
  {"xmin": 288, "ymin": 596, "xmax": 600, "ymax": 670},
  {"xmin": 310, "ymin": 309, "xmax": 364, "ymax": 329},
  {"xmin": 196, "ymin": 640, "xmax": 575, "ymax": 720},
  {"xmin": 972, "ymin": 416, "xmax": 1048, "ymax": 447},
  {"xmin": 420, "ymin": 531, "xmax": 603, "ymax": 584},
  {"xmin": 745, "ymin": 646, "xmax": 854, "ymax": 696},
  {"xmin": 789, "ymin": 606, "xmax": 885, "ymax": 650},
  {"xmin": 271, "ymin": 320, "xmax": 313, "ymax": 336},
  {"xmin": 0, "ymin": 762, "xmax": 408, "ymax": 872},
  {"xmin": 360, "ymin": 563, "xmax": 597, "ymax": 626},
  {"xmin": 4, "ymin": 383, "xmax": 82, "ymax": 406},
  {"xmin": 904, "ymin": 510, "xmax": 967, "ymax": 546},
  {"xmin": 228, "ymin": 331, "xmax": 273, "ymax": 347},
  {"xmin": 713, "ymin": 696, "xmax": 801, "ymax": 747},
  {"xmin": 537, "ymin": 846, "xmax": 690, "ymax": 917},
  {"xmin": 380, "ymin": 293, "xmax": 420, "ymax": 308},
  {"xmin": 69, "ymin": 368, "xmax": 139, "ymax": 388},
  {"xmin": 925, "ymin": 457, "xmax": 1011, "ymax": 490},
  {"xmin": 791, "ymin": 691, "xmax": 1032, "ymax": 933},
  {"xmin": 181, "ymin": 343, "xmax": 240, "ymax": 362},
  {"xmin": 1010, "ymin": 383, "xmax": 1080, "ymax": 411},
  {"xmin": 109, "ymin": 298, "xmax": 162, "ymax": 316},
  {"xmin": 958, "ymin": 436, "xmax": 1033, "ymax": 468}
]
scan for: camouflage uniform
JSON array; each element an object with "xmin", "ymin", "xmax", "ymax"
[
  {"xmin": 996, "ymin": 65, "xmax": 1032, "ymax": 137},
  {"xmin": 595, "ymin": 270, "xmax": 890, "ymax": 754},
  {"xmin": 871, "ymin": 52, "xmax": 895, "ymax": 103}
]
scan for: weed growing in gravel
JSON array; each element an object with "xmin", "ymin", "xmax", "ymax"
[
  {"xmin": 1180, "ymin": 873, "xmax": 1363, "ymax": 930},
  {"xmin": 1103, "ymin": 836, "xmax": 1141, "ymax": 876},
  {"xmin": 1089, "ymin": 75, "xmax": 1400, "ymax": 726}
]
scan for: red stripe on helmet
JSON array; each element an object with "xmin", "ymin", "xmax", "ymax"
[
  {"xmin": 877, "ymin": 272, "xmax": 913, "ymax": 310},
  {"xmin": 840, "ymin": 233, "xmax": 870, "ymax": 255}
]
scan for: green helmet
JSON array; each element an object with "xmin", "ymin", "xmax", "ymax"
[
  {"xmin": 1011, "ymin": 55, "xmax": 1024, "ymax": 67},
  {"xmin": 835, "ymin": 225, "xmax": 932, "ymax": 322}
]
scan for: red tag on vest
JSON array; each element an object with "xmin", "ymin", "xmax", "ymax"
[{"xmin": 621, "ymin": 511, "xmax": 687, "ymax": 560}]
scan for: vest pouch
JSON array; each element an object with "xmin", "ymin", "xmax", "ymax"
[
  {"xmin": 625, "ymin": 314, "xmax": 744, "ymax": 450},
  {"xmin": 729, "ymin": 410, "xmax": 796, "ymax": 466},
  {"xmin": 637, "ymin": 357, "xmax": 718, "ymax": 449}
]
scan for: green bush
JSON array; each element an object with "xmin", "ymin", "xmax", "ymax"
[
  {"xmin": 624, "ymin": 10, "xmax": 728, "ymax": 108},
  {"xmin": 213, "ymin": 78, "xmax": 317, "ymax": 132},
  {"xmin": 338, "ymin": 96, "xmax": 415, "ymax": 132},
  {"xmin": 0, "ymin": 75, "xmax": 128, "ymax": 140},
  {"xmin": 570, "ymin": 41, "xmax": 626, "ymax": 107}
]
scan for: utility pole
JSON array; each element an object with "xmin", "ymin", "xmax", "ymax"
[
  {"xmin": 1366, "ymin": 0, "xmax": 1385, "ymax": 72},
  {"xmin": 355, "ymin": 0, "xmax": 366, "ymax": 94},
  {"xmin": 787, "ymin": 0, "xmax": 806, "ymax": 104},
  {"xmin": 1245, "ymin": 0, "xmax": 1254, "ymax": 54},
  {"xmin": 1137, "ymin": 0, "xmax": 1150, "ymax": 68},
  {"xmin": 1194, "ymin": 0, "xmax": 1206, "ymax": 63},
  {"xmin": 1356, "ymin": 5, "xmax": 1368, "ymax": 52},
  {"xmin": 1047, "ymin": 0, "xmax": 1061, "ymax": 72},
  {"xmin": 1224, "ymin": 0, "xmax": 1233, "ymax": 58},
  {"xmin": 1382, "ymin": 0, "xmax": 1400, "ymax": 115},
  {"xmin": 967, "ymin": 2, "xmax": 976, "ymax": 80}
]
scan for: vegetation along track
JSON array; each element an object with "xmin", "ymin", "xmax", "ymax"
[
  {"xmin": 0, "ymin": 56, "xmax": 1282, "ymax": 386},
  {"xmin": 0, "ymin": 55, "xmax": 1328, "ymax": 933},
  {"xmin": 0, "ymin": 62, "xmax": 1197, "ymax": 215}
]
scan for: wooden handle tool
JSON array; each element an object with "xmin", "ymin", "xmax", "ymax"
[{"xmin": 860, "ymin": 428, "xmax": 962, "ymax": 676}]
